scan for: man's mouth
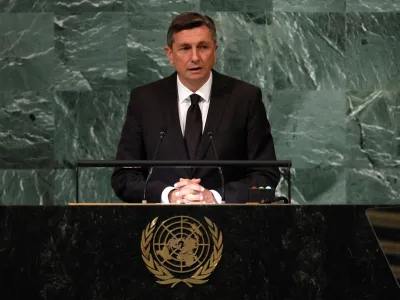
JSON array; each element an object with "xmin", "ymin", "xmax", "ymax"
[{"xmin": 188, "ymin": 67, "xmax": 202, "ymax": 71}]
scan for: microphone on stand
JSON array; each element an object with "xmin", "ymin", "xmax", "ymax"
[
  {"xmin": 207, "ymin": 132, "xmax": 225, "ymax": 203},
  {"xmin": 142, "ymin": 130, "xmax": 166, "ymax": 203}
]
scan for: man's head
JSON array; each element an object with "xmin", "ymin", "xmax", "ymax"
[{"xmin": 164, "ymin": 12, "xmax": 218, "ymax": 91}]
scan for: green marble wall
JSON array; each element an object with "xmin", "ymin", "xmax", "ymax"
[{"xmin": 1, "ymin": 0, "xmax": 399, "ymax": 205}]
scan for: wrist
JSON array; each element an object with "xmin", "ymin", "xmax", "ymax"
[
  {"xmin": 204, "ymin": 189, "xmax": 216, "ymax": 203},
  {"xmin": 169, "ymin": 188, "xmax": 181, "ymax": 203},
  {"xmin": 168, "ymin": 189, "xmax": 175, "ymax": 200}
]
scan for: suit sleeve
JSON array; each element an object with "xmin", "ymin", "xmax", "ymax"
[
  {"xmin": 221, "ymin": 87, "xmax": 280, "ymax": 203},
  {"xmin": 111, "ymin": 89, "xmax": 168, "ymax": 203}
]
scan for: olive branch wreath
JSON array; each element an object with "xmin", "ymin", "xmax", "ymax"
[{"xmin": 141, "ymin": 217, "xmax": 223, "ymax": 288}]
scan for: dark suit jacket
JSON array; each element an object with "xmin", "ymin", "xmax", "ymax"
[{"xmin": 111, "ymin": 69, "xmax": 280, "ymax": 203}]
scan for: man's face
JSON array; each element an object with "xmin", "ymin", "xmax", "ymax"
[{"xmin": 164, "ymin": 25, "xmax": 218, "ymax": 89}]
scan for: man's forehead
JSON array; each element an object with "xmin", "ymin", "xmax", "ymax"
[{"xmin": 176, "ymin": 39, "xmax": 211, "ymax": 45}]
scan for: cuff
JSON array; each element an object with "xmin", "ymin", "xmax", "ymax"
[
  {"xmin": 210, "ymin": 190, "xmax": 222, "ymax": 204},
  {"xmin": 161, "ymin": 186, "xmax": 175, "ymax": 203}
]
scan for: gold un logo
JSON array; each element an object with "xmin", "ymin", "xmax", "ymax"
[{"xmin": 141, "ymin": 216, "xmax": 223, "ymax": 287}]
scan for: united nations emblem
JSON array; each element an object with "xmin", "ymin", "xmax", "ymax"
[{"xmin": 141, "ymin": 216, "xmax": 223, "ymax": 287}]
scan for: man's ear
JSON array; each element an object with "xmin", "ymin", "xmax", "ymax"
[{"xmin": 164, "ymin": 45, "xmax": 173, "ymax": 65}]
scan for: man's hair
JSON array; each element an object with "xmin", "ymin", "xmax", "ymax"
[{"xmin": 167, "ymin": 12, "xmax": 217, "ymax": 48}]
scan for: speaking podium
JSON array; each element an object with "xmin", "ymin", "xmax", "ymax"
[
  {"xmin": 1, "ymin": 205, "xmax": 399, "ymax": 299},
  {"xmin": 50, "ymin": 160, "xmax": 397, "ymax": 298},
  {"xmin": 2, "ymin": 161, "xmax": 396, "ymax": 298}
]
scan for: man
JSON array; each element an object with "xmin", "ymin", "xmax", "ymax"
[{"xmin": 111, "ymin": 12, "xmax": 280, "ymax": 204}]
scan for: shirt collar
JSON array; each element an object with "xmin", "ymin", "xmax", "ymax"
[{"xmin": 177, "ymin": 72, "xmax": 212, "ymax": 103}]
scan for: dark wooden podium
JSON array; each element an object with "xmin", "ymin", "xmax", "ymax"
[{"xmin": 0, "ymin": 204, "xmax": 399, "ymax": 299}]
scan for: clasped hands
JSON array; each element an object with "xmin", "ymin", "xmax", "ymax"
[{"xmin": 168, "ymin": 178, "xmax": 217, "ymax": 204}]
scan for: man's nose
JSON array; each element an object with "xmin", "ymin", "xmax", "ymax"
[{"xmin": 191, "ymin": 48, "xmax": 200, "ymax": 61}]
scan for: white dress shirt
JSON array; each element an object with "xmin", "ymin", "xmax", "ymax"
[{"xmin": 160, "ymin": 72, "xmax": 222, "ymax": 204}]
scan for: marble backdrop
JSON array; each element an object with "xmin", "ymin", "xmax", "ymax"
[{"xmin": 0, "ymin": 0, "xmax": 399, "ymax": 205}]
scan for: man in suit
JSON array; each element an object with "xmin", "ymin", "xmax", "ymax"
[{"xmin": 111, "ymin": 12, "xmax": 280, "ymax": 204}]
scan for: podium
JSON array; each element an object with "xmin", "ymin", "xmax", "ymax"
[{"xmin": 1, "ymin": 205, "xmax": 399, "ymax": 299}]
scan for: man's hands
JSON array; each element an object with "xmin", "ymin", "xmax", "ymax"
[{"xmin": 168, "ymin": 178, "xmax": 217, "ymax": 204}]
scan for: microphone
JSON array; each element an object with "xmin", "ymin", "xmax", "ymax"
[
  {"xmin": 143, "ymin": 130, "xmax": 166, "ymax": 203},
  {"xmin": 207, "ymin": 132, "xmax": 225, "ymax": 202}
]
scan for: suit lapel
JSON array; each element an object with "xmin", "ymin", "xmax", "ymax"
[
  {"xmin": 195, "ymin": 70, "xmax": 229, "ymax": 162},
  {"xmin": 158, "ymin": 72, "xmax": 191, "ymax": 178}
]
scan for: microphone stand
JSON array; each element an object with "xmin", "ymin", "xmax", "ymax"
[
  {"xmin": 207, "ymin": 132, "xmax": 225, "ymax": 203},
  {"xmin": 142, "ymin": 131, "xmax": 165, "ymax": 203}
]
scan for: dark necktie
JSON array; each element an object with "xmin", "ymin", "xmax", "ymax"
[{"xmin": 184, "ymin": 94, "xmax": 202, "ymax": 160}]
